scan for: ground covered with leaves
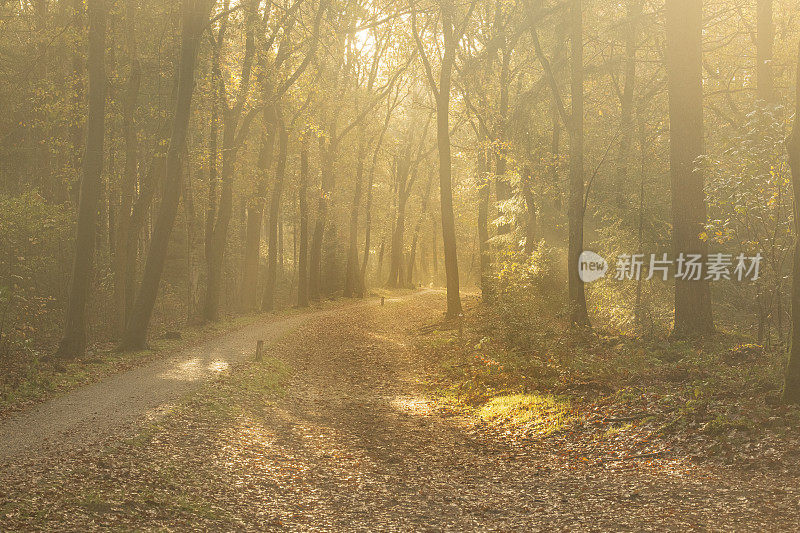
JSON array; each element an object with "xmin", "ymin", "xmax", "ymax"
[{"xmin": 2, "ymin": 290, "xmax": 799, "ymax": 530}]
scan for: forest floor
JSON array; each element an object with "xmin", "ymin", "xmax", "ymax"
[{"xmin": 1, "ymin": 289, "xmax": 799, "ymax": 530}]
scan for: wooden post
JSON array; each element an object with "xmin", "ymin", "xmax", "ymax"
[
  {"xmin": 381, "ymin": 296, "xmax": 385, "ymax": 306},
  {"xmin": 255, "ymin": 339, "xmax": 264, "ymax": 361}
]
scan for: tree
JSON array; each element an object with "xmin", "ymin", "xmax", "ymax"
[
  {"xmin": 665, "ymin": 0, "xmax": 714, "ymax": 337},
  {"xmin": 297, "ymin": 132, "xmax": 311, "ymax": 307},
  {"xmin": 526, "ymin": 0, "xmax": 589, "ymax": 326},
  {"xmin": 55, "ymin": 0, "xmax": 108, "ymax": 359},
  {"xmin": 756, "ymin": 0, "xmax": 775, "ymax": 104},
  {"xmin": 112, "ymin": 0, "xmax": 141, "ymax": 335},
  {"xmin": 412, "ymin": 0, "xmax": 475, "ymax": 317},
  {"xmin": 120, "ymin": 0, "xmax": 216, "ymax": 350},
  {"xmin": 261, "ymin": 115, "xmax": 288, "ymax": 311},
  {"xmin": 783, "ymin": 43, "xmax": 800, "ymax": 404},
  {"xmin": 203, "ymin": 0, "xmax": 259, "ymax": 322}
]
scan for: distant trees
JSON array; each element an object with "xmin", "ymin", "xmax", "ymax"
[{"xmin": 0, "ymin": 0, "xmax": 794, "ymax": 366}]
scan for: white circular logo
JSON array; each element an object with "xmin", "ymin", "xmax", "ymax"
[{"xmin": 579, "ymin": 251, "xmax": 608, "ymax": 283}]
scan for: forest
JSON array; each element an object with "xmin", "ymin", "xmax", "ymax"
[{"xmin": 2, "ymin": 0, "xmax": 800, "ymax": 529}]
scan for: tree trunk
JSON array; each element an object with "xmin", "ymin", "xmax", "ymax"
[
  {"xmin": 203, "ymin": 0, "xmax": 256, "ymax": 322},
  {"xmin": 495, "ymin": 46, "xmax": 512, "ymax": 235},
  {"xmin": 113, "ymin": 0, "xmax": 140, "ymax": 336},
  {"xmin": 120, "ymin": 0, "xmax": 214, "ymax": 350},
  {"xmin": 613, "ymin": 0, "xmax": 640, "ymax": 208},
  {"xmin": 756, "ymin": 0, "xmax": 775, "ymax": 103},
  {"xmin": 783, "ymin": 43, "xmax": 800, "ymax": 403},
  {"xmin": 240, "ymin": 106, "xmax": 277, "ymax": 311},
  {"xmin": 387, "ymin": 156, "xmax": 412, "ymax": 288},
  {"xmin": 407, "ymin": 170, "xmax": 434, "ymax": 286},
  {"xmin": 344, "ymin": 138, "xmax": 367, "ymax": 297},
  {"xmin": 567, "ymin": 0, "xmax": 589, "ymax": 327},
  {"xmin": 309, "ymin": 140, "xmax": 334, "ymax": 301},
  {"xmin": 521, "ymin": 166, "xmax": 537, "ymax": 255},
  {"xmin": 297, "ymin": 135, "xmax": 310, "ymax": 307},
  {"xmin": 56, "ymin": 0, "xmax": 108, "ymax": 359},
  {"xmin": 666, "ymin": 0, "xmax": 714, "ymax": 337},
  {"xmin": 262, "ymin": 119, "xmax": 288, "ymax": 311},
  {"xmin": 437, "ymin": 11, "xmax": 463, "ymax": 317}
]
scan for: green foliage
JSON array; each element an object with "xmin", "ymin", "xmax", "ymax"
[{"xmin": 0, "ymin": 192, "xmax": 72, "ymax": 360}]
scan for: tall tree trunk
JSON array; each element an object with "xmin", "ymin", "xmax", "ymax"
[
  {"xmin": 756, "ymin": 0, "xmax": 775, "ymax": 103},
  {"xmin": 613, "ymin": 0, "xmax": 640, "ymax": 207},
  {"xmin": 495, "ymin": 46, "xmax": 512, "ymax": 235},
  {"xmin": 344, "ymin": 138, "xmax": 367, "ymax": 297},
  {"xmin": 437, "ymin": 9, "xmax": 463, "ymax": 317},
  {"xmin": 567, "ymin": 0, "xmax": 589, "ymax": 327},
  {"xmin": 387, "ymin": 157, "xmax": 412, "ymax": 288},
  {"xmin": 113, "ymin": 0, "xmax": 141, "ymax": 336},
  {"xmin": 666, "ymin": 0, "xmax": 714, "ymax": 337},
  {"xmin": 477, "ymin": 142, "xmax": 492, "ymax": 300},
  {"xmin": 240, "ymin": 105, "xmax": 277, "ymax": 311},
  {"xmin": 361, "ymin": 109, "xmax": 392, "ymax": 294},
  {"xmin": 56, "ymin": 0, "xmax": 108, "ymax": 359},
  {"xmin": 521, "ymin": 166, "xmax": 537, "ymax": 255},
  {"xmin": 203, "ymin": 0, "xmax": 256, "ymax": 321},
  {"xmin": 407, "ymin": 170, "xmax": 434, "ymax": 286},
  {"xmin": 68, "ymin": 0, "xmax": 85, "ymax": 203},
  {"xmin": 262, "ymin": 119, "xmax": 288, "ymax": 311},
  {"xmin": 121, "ymin": 0, "xmax": 214, "ymax": 350},
  {"xmin": 297, "ymin": 135, "xmax": 310, "ymax": 307},
  {"xmin": 309, "ymin": 140, "xmax": 335, "ymax": 301},
  {"xmin": 783, "ymin": 43, "xmax": 800, "ymax": 403}
]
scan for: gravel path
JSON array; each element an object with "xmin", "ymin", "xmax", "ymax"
[
  {"xmin": 0, "ymin": 300, "xmax": 372, "ymax": 464},
  {"xmin": 1, "ymin": 290, "xmax": 799, "ymax": 530}
]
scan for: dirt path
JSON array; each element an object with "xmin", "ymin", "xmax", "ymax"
[
  {"xmin": 0, "ymin": 299, "xmax": 376, "ymax": 463},
  {"xmin": 2, "ymin": 290, "xmax": 799, "ymax": 530}
]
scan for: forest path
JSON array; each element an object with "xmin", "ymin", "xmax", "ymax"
[
  {"xmin": 1, "ymin": 290, "xmax": 798, "ymax": 529},
  {"xmin": 0, "ymin": 297, "xmax": 383, "ymax": 464}
]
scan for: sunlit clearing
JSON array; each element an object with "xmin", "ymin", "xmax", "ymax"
[
  {"xmin": 391, "ymin": 394, "xmax": 433, "ymax": 415},
  {"xmin": 478, "ymin": 394, "xmax": 573, "ymax": 436},
  {"xmin": 208, "ymin": 360, "xmax": 230, "ymax": 373}
]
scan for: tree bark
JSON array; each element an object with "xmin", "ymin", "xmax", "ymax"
[
  {"xmin": 297, "ymin": 134, "xmax": 310, "ymax": 307},
  {"xmin": 203, "ymin": 0, "xmax": 257, "ymax": 322},
  {"xmin": 666, "ymin": 0, "xmax": 714, "ymax": 337},
  {"xmin": 478, "ymin": 142, "xmax": 492, "ymax": 299},
  {"xmin": 567, "ymin": 0, "xmax": 589, "ymax": 327},
  {"xmin": 521, "ymin": 166, "xmax": 537, "ymax": 255},
  {"xmin": 613, "ymin": 0, "xmax": 640, "ymax": 207},
  {"xmin": 261, "ymin": 119, "xmax": 288, "ymax": 311},
  {"xmin": 113, "ymin": 0, "xmax": 141, "ymax": 336},
  {"xmin": 344, "ymin": 138, "xmax": 367, "ymax": 297},
  {"xmin": 56, "ymin": 0, "xmax": 108, "ymax": 359},
  {"xmin": 120, "ymin": 0, "xmax": 215, "ymax": 350},
  {"xmin": 407, "ymin": 170, "xmax": 434, "ymax": 286},
  {"xmin": 437, "ymin": 7, "xmax": 463, "ymax": 317},
  {"xmin": 308, "ymin": 139, "xmax": 334, "ymax": 301},
  {"xmin": 240, "ymin": 105, "xmax": 277, "ymax": 311},
  {"xmin": 783, "ymin": 43, "xmax": 800, "ymax": 403},
  {"xmin": 387, "ymin": 152, "xmax": 413, "ymax": 288},
  {"xmin": 756, "ymin": 0, "xmax": 775, "ymax": 103}
]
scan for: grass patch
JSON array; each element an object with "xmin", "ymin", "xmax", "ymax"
[
  {"xmin": 418, "ymin": 296, "xmax": 800, "ymax": 465},
  {"xmin": 478, "ymin": 393, "xmax": 573, "ymax": 436}
]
